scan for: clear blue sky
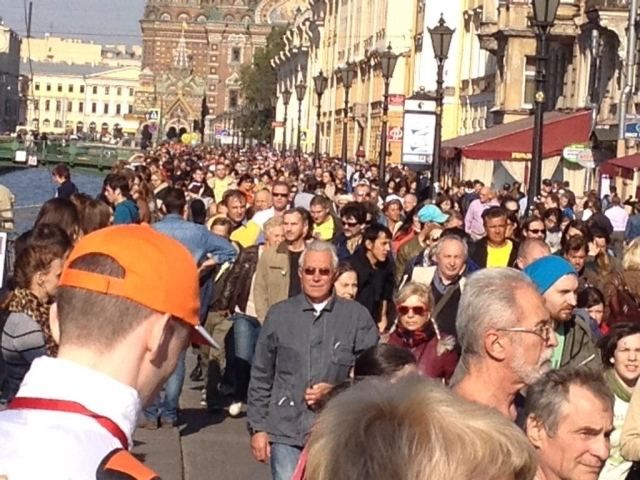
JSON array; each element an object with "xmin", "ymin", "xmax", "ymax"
[{"xmin": 0, "ymin": 0, "xmax": 145, "ymax": 45}]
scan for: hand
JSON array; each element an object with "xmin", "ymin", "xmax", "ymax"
[
  {"xmin": 304, "ymin": 383, "xmax": 333, "ymax": 408},
  {"xmin": 378, "ymin": 316, "xmax": 389, "ymax": 333},
  {"xmin": 250, "ymin": 432, "xmax": 270, "ymax": 463},
  {"xmin": 198, "ymin": 257, "xmax": 217, "ymax": 272}
]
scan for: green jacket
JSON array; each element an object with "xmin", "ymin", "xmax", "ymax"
[{"xmin": 559, "ymin": 309, "xmax": 602, "ymax": 369}]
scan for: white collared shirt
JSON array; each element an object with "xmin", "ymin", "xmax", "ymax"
[{"xmin": 0, "ymin": 356, "xmax": 141, "ymax": 480}]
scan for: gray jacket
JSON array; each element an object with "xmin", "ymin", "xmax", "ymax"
[{"xmin": 247, "ymin": 293, "xmax": 378, "ymax": 446}]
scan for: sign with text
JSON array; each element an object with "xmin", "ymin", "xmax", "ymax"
[
  {"xmin": 388, "ymin": 126, "xmax": 403, "ymax": 142},
  {"xmin": 624, "ymin": 115, "xmax": 640, "ymax": 139},
  {"xmin": 401, "ymin": 94, "xmax": 437, "ymax": 165}
]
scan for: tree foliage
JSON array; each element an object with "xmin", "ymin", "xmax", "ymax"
[{"xmin": 238, "ymin": 26, "xmax": 286, "ymax": 143}]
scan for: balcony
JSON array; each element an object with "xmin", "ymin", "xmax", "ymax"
[{"xmin": 586, "ymin": 0, "xmax": 629, "ymax": 9}]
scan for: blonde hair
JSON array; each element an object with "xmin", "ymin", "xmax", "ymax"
[
  {"xmin": 623, "ymin": 238, "xmax": 640, "ymax": 271},
  {"xmin": 394, "ymin": 281, "xmax": 431, "ymax": 308},
  {"xmin": 306, "ymin": 376, "xmax": 537, "ymax": 480}
]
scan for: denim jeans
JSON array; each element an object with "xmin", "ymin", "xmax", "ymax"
[
  {"xmin": 232, "ymin": 313, "xmax": 261, "ymax": 402},
  {"xmin": 270, "ymin": 443, "xmax": 302, "ymax": 480},
  {"xmin": 144, "ymin": 348, "xmax": 186, "ymax": 422}
]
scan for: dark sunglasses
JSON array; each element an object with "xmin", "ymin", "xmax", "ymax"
[
  {"xmin": 397, "ymin": 305, "xmax": 428, "ymax": 316},
  {"xmin": 273, "ymin": 192, "xmax": 289, "ymax": 198},
  {"xmin": 342, "ymin": 220, "xmax": 360, "ymax": 227},
  {"xmin": 528, "ymin": 228, "xmax": 546, "ymax": 234},
  {"xmin": 302, "ymin": 267, "xmax": 332, "ymax": 277}
]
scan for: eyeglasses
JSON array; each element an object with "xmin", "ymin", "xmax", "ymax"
[
  {"xmin": 498, "ymin": 321, "xmax": 556, "ymax": 343},
  {"xmin": 397, "ymin": 305, "xmax": 429, "ymax": 316},
  {"xmin": 342, "ymin": 220, "xmax": 360, "ymax": 227},
  {"xmin": 302, "ymin": 267, "xmax": 332, "ymax": 277},
  {"xmin": 528, "ymin": 229, "xmax": 546, "ymax": 235},
  {"xmin": 273, "ymin": 192, "xmax": 289, "ymax": 198}
]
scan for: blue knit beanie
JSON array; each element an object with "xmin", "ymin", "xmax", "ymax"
[{"xmin": 523, "ymin": 256, "xmax": 577, "ymax": 294}]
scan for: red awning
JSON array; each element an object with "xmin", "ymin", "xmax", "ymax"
[
  {"xmin": 599, "ymin": 153, "xmax": 640, "ymax": 180},
  {"xmin": 442, "ymin": 109, "xmax": 593, "ymax": 161}
]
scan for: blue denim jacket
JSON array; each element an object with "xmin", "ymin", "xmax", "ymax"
[{"xmin": 153, "ymin": 214, "xmax": 237, "ymax": 265}]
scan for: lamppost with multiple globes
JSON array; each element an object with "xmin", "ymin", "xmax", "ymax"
[
  {"xmin": 428, "ymin": 14, "xmax": 454, "ymax": 199},
  {"xmin": 313, "ymin": 70, "xmax": 328, "ymax": 167},
  {"xmin": 375, "ymin": 44, "xmax": 399, "ymax": 199},
  {"xmin": 335, "ymin": 62, "xmax": 358, "ymax": 167},
  {"xmin": 527, "ymin": 0, "xmax": 560, "ymax": 212},
  {"xmin": 281, "ymin": 88, "xmax": 292, "ymax": 156},
  {"xmin": 295, "ymin": 78, "xmax": 307, "ymax": 157}
]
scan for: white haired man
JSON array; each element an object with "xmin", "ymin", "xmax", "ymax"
[
  {"xmin": 247, "ymin": 240, "xmax": 378, "ymax": 479},
  {"xmin": 453, "ymin": 268, "xmax": 557, "ymax": 420}
]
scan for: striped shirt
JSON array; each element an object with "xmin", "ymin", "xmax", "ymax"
[{"xmin": 1, "ymin": 312, "xmax": 46, "ymax": 401}]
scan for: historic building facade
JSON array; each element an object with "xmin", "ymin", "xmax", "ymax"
[{"xmin": 137, "ymin": 0, "xmax": 302, "ymax": 139}]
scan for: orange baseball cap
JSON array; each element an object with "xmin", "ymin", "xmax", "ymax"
[{"xmin": 58, "ymin": 224, "xmax": 220, "ymax": 349}]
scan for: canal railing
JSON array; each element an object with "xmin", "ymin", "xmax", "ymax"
[{"xmin": 0, "ymin": 137, "xmax": 140, "ymax": 171}]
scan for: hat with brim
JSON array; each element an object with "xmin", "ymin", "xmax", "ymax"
[{"xmin": 59, "ymin": 224, "xmax": 220, "ymax": 349}]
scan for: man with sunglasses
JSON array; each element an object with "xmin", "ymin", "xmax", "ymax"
[
  {"xmin": 524, "ymin": 256, "xmax": 601, "ymax": 370},
  {"xmin": 248, "ymin": 240, "xmax": 378, "ymax": 480},
  {"xmin": 334, "ymin": 202, "xmax": 367, "ymax": 261},
  {"xmin": 522, "ymin": 217, "xmax": 547, "ymax": 241},
  {"xmin": 453, "ymin": 268, "xmax": 556, "ymax": 420}
]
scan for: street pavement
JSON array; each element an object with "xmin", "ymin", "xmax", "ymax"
[{"xmin": 133, "ymin": 351, "xmax": 270, "ymax": 480}]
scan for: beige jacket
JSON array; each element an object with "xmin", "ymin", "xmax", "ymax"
[{"xmin": 253, "ymin": 242, "xmax": 292, "ymax": 322}]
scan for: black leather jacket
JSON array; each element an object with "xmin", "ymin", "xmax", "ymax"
[{"xmin": 217, "ymin": 244, "xmax": 260, "ymax": 313}]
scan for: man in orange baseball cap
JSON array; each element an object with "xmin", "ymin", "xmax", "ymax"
[{"xmin": 0, "ymin": 224, "xmax": 215, "ymax": 479}]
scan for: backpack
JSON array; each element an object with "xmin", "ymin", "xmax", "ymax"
[{"xmin": 607, "ymin": 272, "xmax": 640, "ymax": 324}]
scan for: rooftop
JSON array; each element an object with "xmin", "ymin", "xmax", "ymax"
[{"xmin": 20, "ymin": 61, "xmax": 114, "ymax": 77}]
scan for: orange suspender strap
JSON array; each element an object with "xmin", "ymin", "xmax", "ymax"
[{"xmin": 98, "ymin": 448, "xmax": 160, "ymax": 480}]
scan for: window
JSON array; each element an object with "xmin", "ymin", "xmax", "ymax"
[
  {"xmin": 231, "ymin": 47, "xmax": 241, "ymax": 63},
  {"xmin": 67, "ymin": 101, "xmax": 73, "ymax": 112},
  {"xmin": 91, "ymin": 102, "xmax": 97, "ymax": 113},
  {"xmin": 56, "ymin": 100, "xmax": 62, "ymax": 112},
  {"xmin": 92, "ymin": 86, "xmax": 98, "ymax": 95},
  {"xmin": 116, "ymin": 87, "xmax": 122, "ymax": 96},
  {"xmin": 78, "ymin": 102, "xmax": 84, "ymax": 113},
  {"xmin": 229, "ymin": 90, "xmax": 239, "ymax": 109},
  {"xmin": 57, "ymin": 84, "xmax": 62, "ymax": 92},
  {"xmin": 68, "ymin": 84, "xmax": 74, "ymax": 93},
  {"xmin": 103, "ymin": 103, "xmax": 109, "ymax": 114},
  {"xmin": 116, "ymin": 104, "xmax": 121, "ymax": 115},
  {"xmin": 80, "ymin": 85, "xmax": 85, "ymax": 94},
  {"xmin": 105, "ymin": 86, "xmax": 110, "ymax": 95},
  {"xmin": 129, "ymin": 88, "xmax": 134, "ymax": 96},
  {"xmin": 34, "ymin": 100, "xmax": 39, "ymax": 111},
  {"xmin": 46, "ymin": 83, "xmax": 51, "ymax": 92},
  {"xmin": 128, "ymin": 104, "xmax": 133, "ymax": 114},
  {"xmin": 45, "ymin": 100, "xmax": 50, "ymax": 111},
  {"xmin": 54, "ymin": 119, "xmax": 63, "ymax": 128},
  {"xmin": 523, "ymin": 57, "xmax": 536, "ymax": 108},
  {"xmin": 35, "ymin": 82, "xmax": 40, "ymax": 91}
]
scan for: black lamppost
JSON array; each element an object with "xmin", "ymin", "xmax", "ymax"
[
  {"xmin": 313, "ymin": 70, "xmax": 328, "ymax": 167},
  {"xmin": 281, "ymin": 89, "xmax": 292, "ymax": 156},
  {"xmin": 335, "ymin": 62, "xmax": 358, "ymax": 167},
  {"xmin": 376, "ymin": 44, "xmax": 399, "ymax": 199},
  {"xmin": 295, "ymin": 78, "xmax": 307, "ymax": 157},
  {"xmin": 527, "ymin": 0, "xmax": 560, "ymax": 212},
  {"xmin": 428, "ymin": 14, "xmax": 454, "ymax": 200}
]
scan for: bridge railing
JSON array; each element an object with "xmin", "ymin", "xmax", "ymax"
[{"xmin": 0, "ymin": 137, "xmax": 140, "ymax": 170}]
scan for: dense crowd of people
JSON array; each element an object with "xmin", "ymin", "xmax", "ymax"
[{"xmin": 2, "ymin": 143, "xmax": 640, "ymax": 479}]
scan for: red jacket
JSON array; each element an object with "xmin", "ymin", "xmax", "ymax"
[{"xmin": 387, "ymin": 327, "xmax": 458, "ymax": 383}]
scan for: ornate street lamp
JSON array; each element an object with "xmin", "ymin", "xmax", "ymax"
[
  {"xmin": 428, "ymin": 14, "xmax": 454, "ymax": 199},
  {"xmin": 527, "ymin": 0, "xmax": 560, "ymax": 212},
  {"xmin": 376, "ymin": 44, "xmax": 399, "ymax": 198},
  {"xmin": 335, "ymin": 62, "xmax": 358, "ymax": 167},
  {"xmin": 295, "ymin": 78, "xmax": 307, "ymax": 157},
  {"xmin": 281, "ymin": 88, "xmax": 292, "ymax": 156},
  {"xmin": 313, "ymin": 70, "xmax": 329, "ymax": 167}
]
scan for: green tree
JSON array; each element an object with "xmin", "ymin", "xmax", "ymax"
[{"xmin": 239, "ymin": 26, "xmax": 286, "ymax": 143}]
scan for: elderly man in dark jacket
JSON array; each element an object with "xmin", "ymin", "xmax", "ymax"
[{"xmin": 247, "ymin": 240, "xmax": 378, "ymax": 480}]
